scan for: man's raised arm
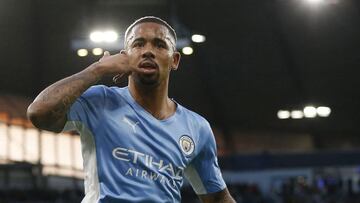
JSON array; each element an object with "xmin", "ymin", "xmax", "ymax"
[{"xmin": 27, "ymin": 52, "xmax": 130, "ymax": 132}]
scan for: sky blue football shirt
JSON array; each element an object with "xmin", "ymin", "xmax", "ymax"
[{"xmin": 64, "ymin": 85, "xmax": 226, "ymax": 203}]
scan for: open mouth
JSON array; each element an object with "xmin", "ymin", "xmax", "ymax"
[{"xmin": 138, "ymin": 60, "xmax": 158, "ymax": 73}]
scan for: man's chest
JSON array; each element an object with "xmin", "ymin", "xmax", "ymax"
[{"xmin": 95, "ymin": 105, "xmax": 198, "ymax": 174}]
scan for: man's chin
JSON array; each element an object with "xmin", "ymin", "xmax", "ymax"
[
  {"xmin": 139, "ymin": 78, "xmax": 159, "ymax": 86},
  {"xmin": 135, "ymin": 74, "xmax": 160, "ymax": 86}
]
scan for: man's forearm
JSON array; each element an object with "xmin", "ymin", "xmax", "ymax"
[
  {"xmin": 199, "ymin": 188, "xmax": 236, "ymax": 203},
  {"xmin": 27, "ymin": 62, "xmax": 101, "ymax": 132}
]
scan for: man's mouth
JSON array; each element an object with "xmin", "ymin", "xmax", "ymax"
[{"xmin": 138, "ymin": 60, "xmax": 158, "ymax": 73}]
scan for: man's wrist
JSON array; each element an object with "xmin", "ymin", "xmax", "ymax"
[{"xmin": 86, "ymin": 62, "xmax": 104, "ymax": 83}]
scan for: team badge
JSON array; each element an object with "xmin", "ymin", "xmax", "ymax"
[{"xmin": 179, "ymin": 135, "xmax": 195, "ymax": 156}]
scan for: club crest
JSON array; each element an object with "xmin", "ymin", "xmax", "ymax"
[{"xmin": 179, "ymin": 135, "xmax": 195, "ymax": 156}]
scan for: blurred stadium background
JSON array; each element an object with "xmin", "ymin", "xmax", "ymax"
[{"xmin": 1, "ymin": 0, "xmax": 360, "ymax": 202}]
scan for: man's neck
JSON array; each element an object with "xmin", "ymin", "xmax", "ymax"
[{"xmin": 128, "ymin": 79, "xmax": 176, "ymax": 120}]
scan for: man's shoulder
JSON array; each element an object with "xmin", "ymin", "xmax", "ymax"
[
  {"xmin": 178, "ymin": 105, "xmax": 214, "ymax": 151},
  {"xmin": 83, "ymin": 85, "xmax": 126, "ymax": 97},
  {"xmin": 82, "ymin": 85, "xmax": 108, "ymax": 97},
  {"xmin": 86, "ymin": 84, "xmax": 125, "ymax": 93},
  {"xmin": 178, "ymin": 104, "xmax": 210, "ymax": 127}
]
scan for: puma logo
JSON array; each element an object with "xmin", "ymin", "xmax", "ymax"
[{"xmin": 122, "ymin": 117, "xmax": 139, "ymax": 133}]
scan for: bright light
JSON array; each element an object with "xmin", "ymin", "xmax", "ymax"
[
  {"xmin": 277, "ymin": 110, "xmax": 290, "ymax": 119},
  {"xmin": 90, "ymin": 30, "xmax": 118, "ymax": 43},
  {"xmin": 191, "ymin": 34, "xmax": 206, "ymax": 43},
  {"xmin": 92, "ymin": 48, "xmax": 103, "ymax": 56},
  {"xmin": 317, "ymin": 106, "xmax": 331, "ymax": 117},
  {"xmin": 291, "ymin": 110, "xmax": 304, "ymax": 119},
  {"xmin": 77, "ymin": 49, "xmax": 88, "ymax": 57},
  {"xmin": 306, "ymin": 0, "xmax": 324, "ymax": 4},
  {"xmin": 182, "ymin": 47, "xmax": 193, "ymax": 55},
  {"xmin": 303, "ymin": 106, "xmax": 317, "ymax": 118},
  {"xmin": 103, "ymin": 31, "xmax": 118, "ymax": 42},
  {"xmin": 90, "ymin": 31, "xmax": 104, "ymax": 42}
]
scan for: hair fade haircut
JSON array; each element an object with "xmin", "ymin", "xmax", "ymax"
[{"xmin": 124, "ymin": 16, "xmax": 177, "ymax": 49}]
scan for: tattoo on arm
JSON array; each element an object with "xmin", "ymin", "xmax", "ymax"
[{"xmin": 28, "ymin": 63, "xmax": 101, "ymax": 132}]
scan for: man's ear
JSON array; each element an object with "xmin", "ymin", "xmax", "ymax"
[{"xmin": 171, "ymin": 51, "xmax": 181, "ymax": 71}]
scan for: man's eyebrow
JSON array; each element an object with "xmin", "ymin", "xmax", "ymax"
[
  {"xmin": 131, "ymin": 37, "xmax": 145, "ymax": 43},
  {"xmin": 128, "ymin": 36, "xmax": 175, "ymax": 49},
  {"xmin": 154, "ymin": 38, "xmax": 167, "ymax": 44}
]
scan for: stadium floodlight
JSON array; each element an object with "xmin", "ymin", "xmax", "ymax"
[
  {"xmin": 277, "ymin": 110, "xmax": 290, "ymax": 119},
  {"xmin": 90, "ymin": 30, "xmax": 118, "ymax": 43},
  {"xmin": 92, "ymin": 48, "xmax": 103, "ymax": 56},
  {"xmin": 316, "ymin": 106, "xmax": 331, "ymax": 117},
  {"xmin": 191, "ymin": 34, "xmax": 206, "ymax": 43},
  {"xmin": 77, "ymin": 49, "xmax": 88, "ymax": 57},
  {"xmin": 103, "ymin": 31, "xmax": 118, "ymax": 42},
  {"xmin": 90, "ymin": 31, "xmax": 104, "ymax": 43},
  {"xmin": 182, "ymin": 47, "xmax": 194, "ymax": 55},
  {"xmin": 291, "ymin": 110, "xmax": 304, "ymax": 119},
  {"xmin": 303, "ymin": 106, "xmax": 317, "ymax": 118},
  {"xmin": 306, "ymin": 0, "xmax": 324, "ymax": 4}
]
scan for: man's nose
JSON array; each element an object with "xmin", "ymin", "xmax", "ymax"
[{"xmin": 142, "ymin": 44, "xmax": 155, "ymax": 58}]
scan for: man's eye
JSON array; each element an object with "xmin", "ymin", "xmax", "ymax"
[
  {"xmin": 157, "ymin": 43, "xmax": 166, "ymax": 48},
  {"xmin": 133, "ymin": 42, "xmax": 143, "ymax": 47}
]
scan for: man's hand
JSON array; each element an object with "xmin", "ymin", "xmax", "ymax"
[
  {"xmin": 96, "ymin": 51, "xmax": 131, "ymax": 79},
  {"xmin": 97, "ymin": 50, "xmax": 158, "ymax": 84}
]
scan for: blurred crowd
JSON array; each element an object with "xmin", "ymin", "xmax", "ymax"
[
  {"xmin": 183, "ymin": 179, "xmax": 360, "ymax": 203},
  {"xmin": 0, "ymin": 189, "xmax": 83, "ymax": 203},
  {"xmin": 2, "ymin": 180, "xmax": 360, "ymax": 203}
]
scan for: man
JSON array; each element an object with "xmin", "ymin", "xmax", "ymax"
[{"xmin": 27, "ymin": 16, "xmax": 235, "ymax": 203}]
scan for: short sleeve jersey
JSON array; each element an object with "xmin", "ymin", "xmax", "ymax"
[{"xmin": 64, "ymin": 85, "xmax": 226, "ymax": 203}]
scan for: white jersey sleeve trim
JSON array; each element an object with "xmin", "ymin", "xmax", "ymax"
[
  {"xmin": 63, "ymin": 121, "xmax": 100, "ymax": 203},
  {"xmin": 184, "ymin": 164, "xmax": 207, "ymax": 195}
]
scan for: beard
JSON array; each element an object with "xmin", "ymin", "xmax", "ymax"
[{"xmin": 132, "ymin": 72, "xmax": 160, "ymax": 87}]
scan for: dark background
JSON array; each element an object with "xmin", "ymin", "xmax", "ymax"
[
  {"xmin": 1, "ymin": 0, "xmax": 360, "ymax": 202},
  {"xmin": 1, "ymin": 0, "xmax": 359, "ymax": 137}
]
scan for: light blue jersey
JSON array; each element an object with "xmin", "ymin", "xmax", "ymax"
[{"xmin": 64, "ymin": 85, "xmax": 226, "ymax": 203}]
